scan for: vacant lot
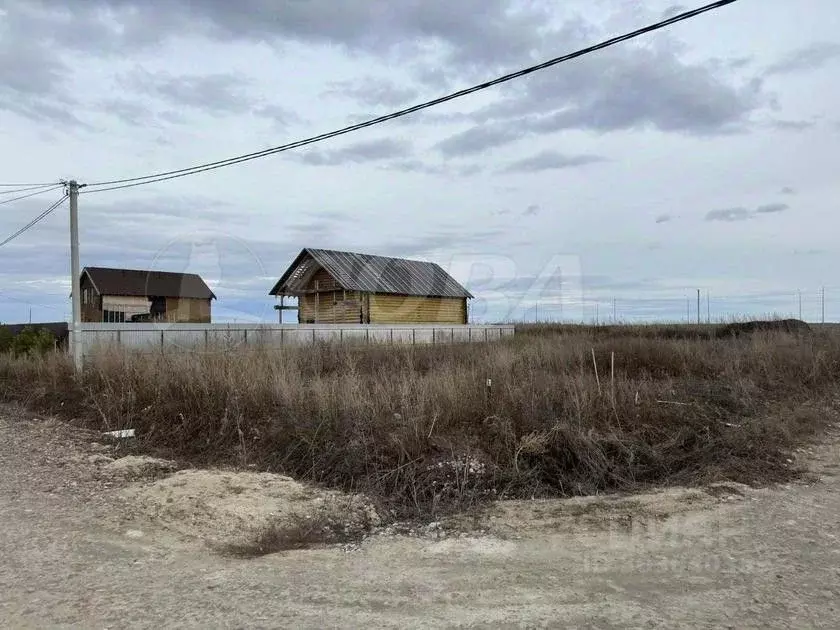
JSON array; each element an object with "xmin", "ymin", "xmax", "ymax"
[
  {"xmin": 1, "ymin": 407, "xmax": 839, "ymax": 628},
  {"xmin": 0, "ymin": 324, "xmax": 836, "ymax": 518}
]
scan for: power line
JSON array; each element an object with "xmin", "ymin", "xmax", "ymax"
[
  {"xmin": 83, "ymin": 0, "xmax": 738, "ymax": 194},
  {"xmin": 0, "ymin": 183, "xmax": 64, "ymax": 196},
  {"xmin": 0, "ymin": 182, "xmax": 61, "ymax": 188},
  {"xmin": 0, "ymin": 185, "xmax": 65, "ymax": 206},
  {"xmin": 0, "ymin": 194, "xmax": 68, "ymax": 248}
]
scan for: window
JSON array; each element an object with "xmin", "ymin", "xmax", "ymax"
[{"xmin": 82, "ymin": 288, "xmax": 88, "ymax": 305}]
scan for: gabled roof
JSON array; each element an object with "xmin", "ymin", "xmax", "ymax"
[
  {"xmin": 269, "ymin": 248, "xmax": 473, "ymax": 299},
  {"xmin": 81, "ymin": 267, "xmax": 216, "ymax": 300}
]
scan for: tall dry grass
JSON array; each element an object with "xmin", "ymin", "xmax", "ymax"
[{"xmin": 1, "ymin": 324, "xmax": 837, "ymax": 517}]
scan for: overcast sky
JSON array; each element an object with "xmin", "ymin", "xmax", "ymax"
[{"xmin": 1, "ymin": 0, "xmax": 839, "ymax": 324}]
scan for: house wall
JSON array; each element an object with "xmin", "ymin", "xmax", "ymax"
[
  {"xmin": 369, "ymin": 294, "xmax": 467, "ymax": 324},
  {"xmin": 80, "ymin": 275, "xmax": 102, "ymax": 323},
  {"xmin": 299, "ymin": 290, "xmax": 363, "ymax": 324},
  {"xmin": 164, "ymin": 297, "xmax": 212, "ymax": 323}
]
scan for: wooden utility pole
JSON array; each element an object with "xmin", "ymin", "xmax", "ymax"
[
  {"xmin": 68, "ymin": 180, "xmax": 82, "ymax": 371},
  {"xmin": 798, "ymin": 289, "xmax": 802, "ymax": 320}
]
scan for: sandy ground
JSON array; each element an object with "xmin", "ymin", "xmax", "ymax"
[{"xmin": 1, "ymin": 406, "xmax": 839, "ymax": 629}]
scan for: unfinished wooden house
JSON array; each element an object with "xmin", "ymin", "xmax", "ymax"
[
  {"xmin": 79, "ymin": 266, "xmax": 216, "ymax": 323},
  {"xmin": 269, "ymin": 248, "xmax": 472, "ymax": 324}
]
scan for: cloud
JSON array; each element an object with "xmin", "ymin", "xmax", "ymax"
[
  {"xmin": 706, "ymin": 202, "xmax": 789, "ymax": 222},
  {"xmin": 765, "ymin": 42, "xmax": 840, "ymax": 75},
  {"xmin": 705, "ymin": 208, "xmax": 752, "ymax": 222},
  {"xmin": 523, "ymin": 204, "xmax": 540, "ymax": 216},
  {"xmin": 469, "ymin": 39, "xmax": 767, "ymax": 136},
  {"xmin": 328, "ymin": 77, "xmax": 418, "ymax": 108},
  {"xmin": 124, "ymin": 69, "xmax": 254, "ymax": 115},
  {"xmin": 768, "ymin": 119, "xmax": 815, "ymax": 132},
  {"xmin": 780, "ymin": 187, "xmax": 796, "ymax": 195},
  {"xmin": 435, "ymin": 126, "xmax": 524, "ymax": 158},
  {"xmin": 15, "ymin": 0, "xmax": 550, "ymax": 74},
  {"xmin": 655, "ymin": 214, "xmax": 673, "ymax": 224},
  {"xmin": 501, "ymin": 151, "xmax": 606, "ymax": 174},
  {"xmin": 661, "ymin": 5, "xmax": 688, "ymax": 20},
  {"xmin": 297, "ymin": 138, "xmax": 412, "ymax": 166},
  {"xmin": 382, "ymin": 160, "xmax": 482, "ymax": 177},
  {"xmin": 755, "ymin": 203, "xmax": 789, "ymax": 214}
]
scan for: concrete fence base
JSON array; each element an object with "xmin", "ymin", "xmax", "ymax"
[{"xmin": 78, "ymin": 323, "xmax": 515, "ymax": 356}]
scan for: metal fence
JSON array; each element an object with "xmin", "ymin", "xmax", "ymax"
[{"xmin": 77, "ymin": 323, "xmax": 515, "ymax": 356}]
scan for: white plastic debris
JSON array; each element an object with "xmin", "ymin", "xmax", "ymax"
[{"xmin": 103, "ymin": 429, "xmax": 135, "ymax": 438}]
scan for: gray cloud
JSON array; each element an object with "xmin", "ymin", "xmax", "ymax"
[
  {"xmin": 471, "ymin": 41, "xmax": 767, "ymax": 136},
  {"xmin": 382, "ymin": 160, "xmax": 482, "ymax": 177},
  {"xmin": 501, "ymin": 151, "xmax": 606, "ymax": 174},
  {"xmin": 768, "ymin": 119, "xmax": 815, "ymax": 131},
  {"xmin": 755, "ymin": 203, "xmax": 789, "ymax": 214},
  {"xmin": 297, "ymin": 138, "xmax": 412, "ymax": 166},
  {"xmin": 15, "ymin": 0, "xmax": 550, "ymax": 74},
  {"xmin": 781, "ymin": 187, "xmax": 796, "ymax": 195},
  {"xmin": 435, "ymin": 126, "xmax": 524, "ymax": 158},
  {"xmin": 124, "ymin": 69, "xmax": 254, "ymax": 115},
  {"xmin": 765, "ymin": 42, "xmax": 840, "ymax": 75},
  {"xmin": 706, "ymin": 202, "xmax": 789, "ymax": 222},
  {"xmin": 523, "ymin": 204, "xmax": 540, "ymax": 217},
  {"xmin": 705, "ymin": 208, "xmax": 752, "ymax": 222},
  {"xmin": 655, "ymin": 214, "xmax": 673, "ymax": 224},
  {"xmin": 328, "ymin": 77, "xmax": 418, "ymax": 108}
]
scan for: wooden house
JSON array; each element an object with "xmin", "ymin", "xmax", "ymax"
[
  {"xmin": 269, "ymin": 248, "xmax": 472, "ymax": 324},
  {"xmin": 78, "ymin": 266, "xmax": 216, "ymax": 323}
]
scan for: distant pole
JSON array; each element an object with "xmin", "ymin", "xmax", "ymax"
[
  {"xmin": 28, "ymin": 308, "xmax": 31, "ymax": 324},
  {"xmin": 696, "ymin": 289, "xmax": 700, "ymax": 325},
  {"xmin": 68, "ymin": 180, "xmax": 82, "ymax": 371},
  {"xmin": 821, "ymin": 286, "xmax": 825, "ymax": 324},
  {"xmin": 595, "ymin": 302, "xmax": 599, "ymax": 326},
  {"xmin": 706, "ymin": 290, "xmax": 710, "ymax": 323},
  {"xmin": 535, "ymin": 300, "xmax": 539, "ymax": 323},
  {"xmin": 686, "ymin": 296, "xmax": 690, "ymax": 323},
  {"xmin": 798, "ymin": 289, "xmax": 802, "ymax": 320},
  {"xmin": 613, "ymin": 297, "xmax": 617, "ymax": 322}
]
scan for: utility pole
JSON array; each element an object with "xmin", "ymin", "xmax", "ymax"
[
  {"xmin": 821, "ymin": 286, "xmax": 825, "ymax": 324},
  {"xmin": 706, "ymin": 290, "xmax": 710, "ymax": 323},
  {"xmin": 696, "ymin": 289, "xmax": 700, "ymax": 325},
  {"xmin": 68, "ymin": 180, "xmax": 82, "ymax": 371},
  {"xmin": 613, "ymin": 297, "xmax": 617, "ymax": 323},
  {"xmin": 798, "ymin": 289, "xmax": 802, "ymax": 320},
  {"xmin": 686, "ymin": 296, "xmax": 690, "ymax": 323}
]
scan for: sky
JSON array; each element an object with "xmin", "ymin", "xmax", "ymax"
[{"xmin": 1, "ymin": 0, "xmax": 839, "ymax": 324}]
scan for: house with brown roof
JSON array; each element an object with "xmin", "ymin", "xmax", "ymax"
[
  {"xmin": 269, "ymin": 248, "xmax": 472, "ymax": 324},
  {"xmin": 79, "ymin": 267, "xmax": 216, "ymax": 323}
]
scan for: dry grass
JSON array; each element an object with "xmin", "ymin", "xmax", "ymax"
[{"xmin": 1, "ymin": 323, "xmax": 837, "ymax": 518}]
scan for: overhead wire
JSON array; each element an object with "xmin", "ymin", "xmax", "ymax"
[
  {"xmin": 82, "ymin": 0, "xmax": 739, "ymax": 194},
  {"xmin": 0, "ymin": 194, "xmax": 69, "ymax": 248},
  {"xmin": 0, "ymin": 183, "xmax": 65, "ymax": 197},
  {"xmin": 0, "ymin": 185, "xmax": 65, "ymax": 206},
  {"xmin": 0, "ymin": 182, "xmax": 62, "ymax": 188}
]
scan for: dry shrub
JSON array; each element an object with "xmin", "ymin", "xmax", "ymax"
[{"xmin": 1, "ymin": 325, "xmax": 838, "ymax": 518}]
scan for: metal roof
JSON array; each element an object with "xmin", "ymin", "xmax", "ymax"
[
  {"xmin": 269, "ymin": 248, "xmax": 473, "ymax": 299},
  {"xmin": 81, "ymin": 267, "xmax": 216, "ymax": 300}
]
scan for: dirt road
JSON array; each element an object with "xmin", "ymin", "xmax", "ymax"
[{"xmin": 1, "ymin": 406, "xmax": 839, "ymax": 629}]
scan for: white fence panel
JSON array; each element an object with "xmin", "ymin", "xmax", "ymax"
[{"xmin": 78, "ymin": 323, "xmax": 515, "ymax": 357}]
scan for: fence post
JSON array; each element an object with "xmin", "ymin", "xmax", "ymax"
[
  {"xmin": 366, "ymin": 328, "xmax": 369, "ymax": 344},
  {"xmin": 280, "ymin": 327, "xmax": 285, "ymax": 346},
  {"xmin": 432, "ymin": 328, "xmax": 435, "ymax": 344},
  {"xmin": 484, "ymin": 328, "xmax": 488, "ymax": 342},
  {"xmin": 205, "ymin": 329, "xmax": 208, "ymax": 350},
  {"xmin": 390, "ymin": 328, "xmax": 394, "ymax": 344},
  {"xmin": 160, "ymin": 329, "xmax": 164, "ymax": 354},
  {"xmin": 412, "ymin": 328, "xmax": 416, "ymax": 345},
  {"xmin": 469, "ymin": 328, "xmax": 472, "ymax": 343}
]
